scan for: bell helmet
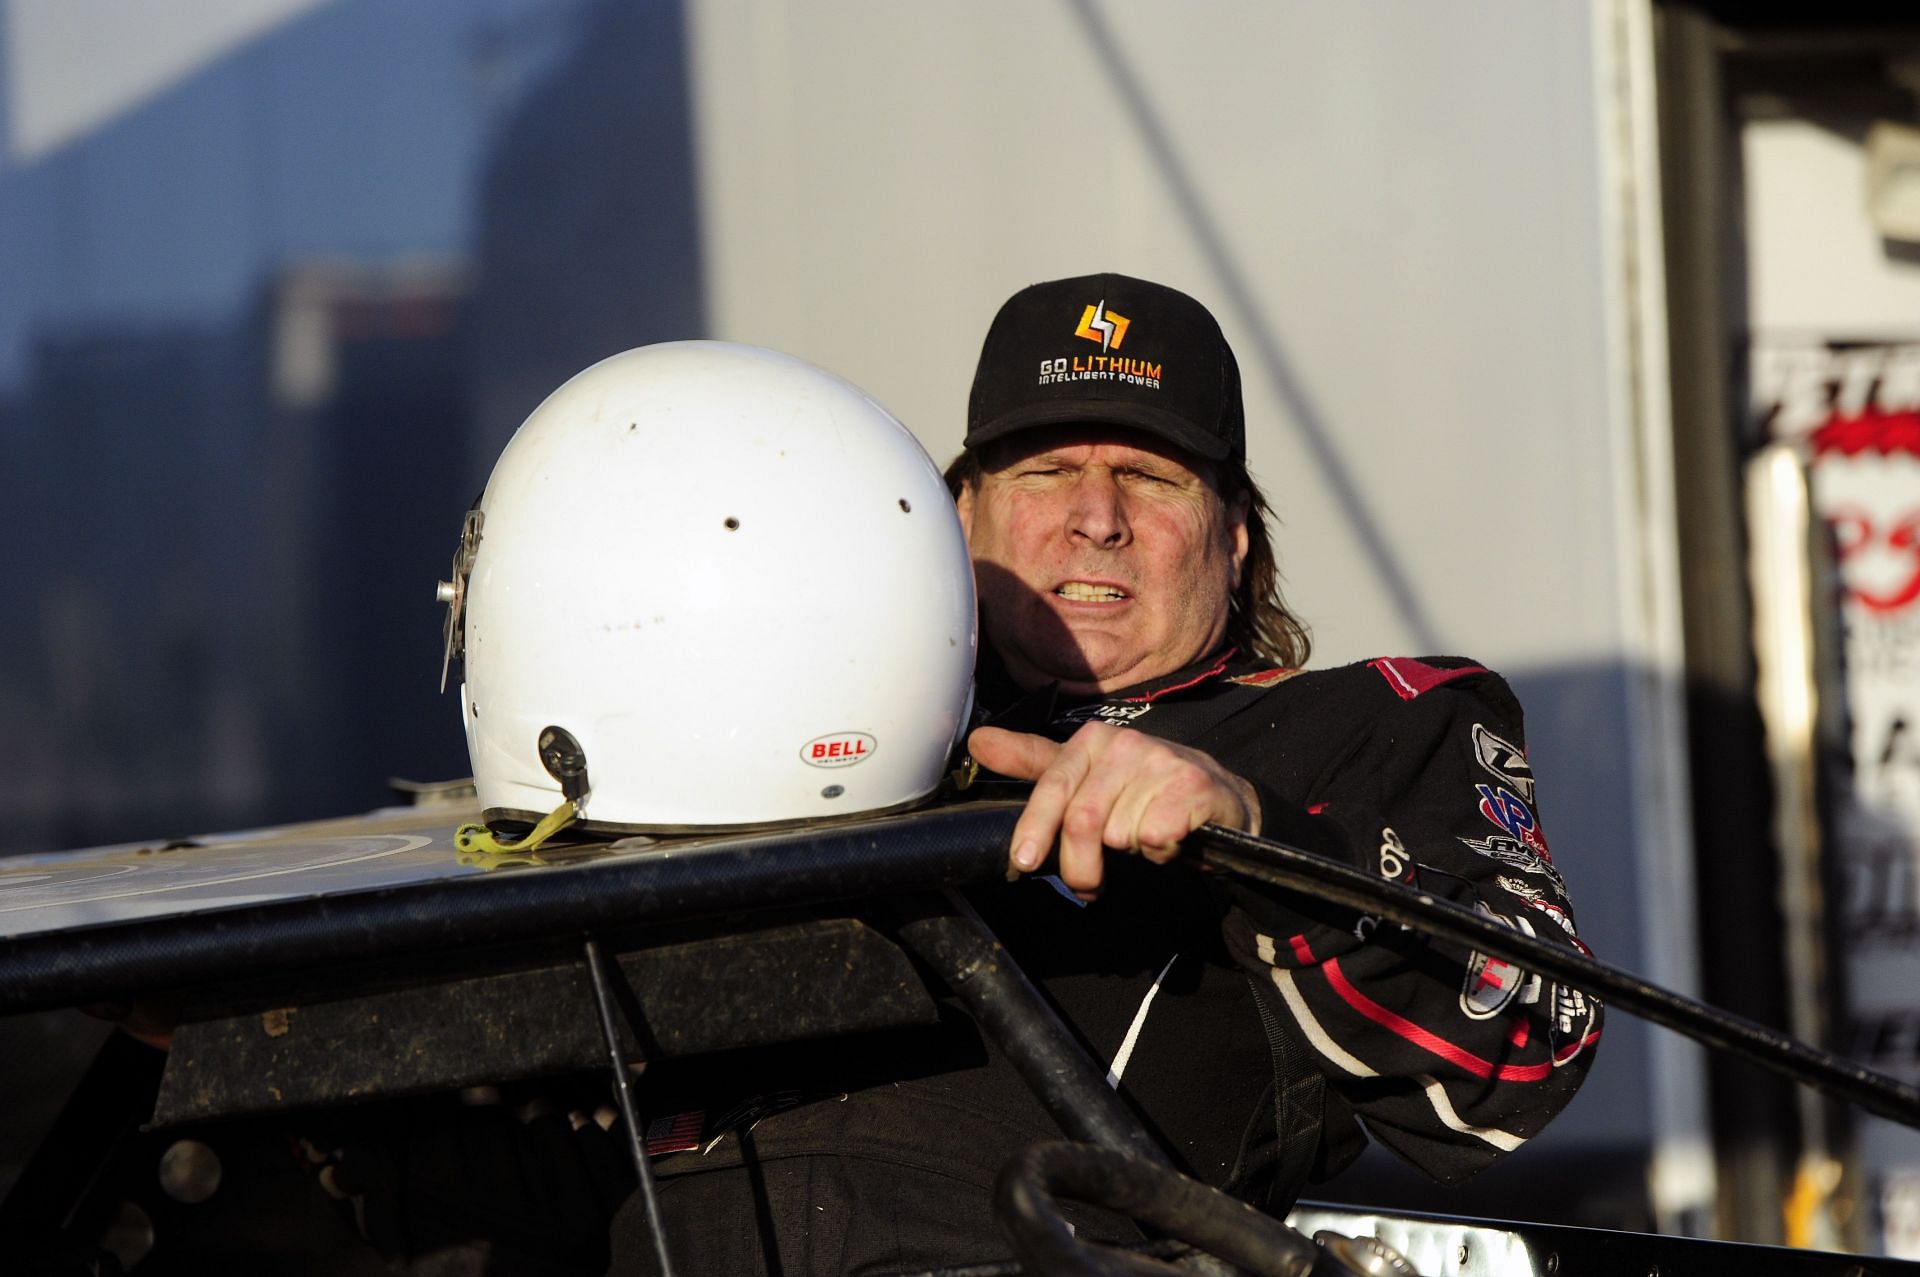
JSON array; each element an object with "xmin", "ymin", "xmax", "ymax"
[{"xmin": 442, "ymin": 341, "xmax": 977, "ymax": 836}]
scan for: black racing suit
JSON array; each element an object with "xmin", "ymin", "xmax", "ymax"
[{"xmin": 601, "ymin": 645, "xmax": 1601, "ymax": 1274}]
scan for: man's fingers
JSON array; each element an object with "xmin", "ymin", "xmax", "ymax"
[
  {"xmin": 967, "ymin": 726, "xmax": 1062, "ymax": 781},
  {"xmin": 1131, "ymin": 757, "xmax": 1239, "ymax": 859},
  {"xmin": 975, "ymin": 725, "xmax": 1118, "ymax": 884},
  {"xmin": 969, "ymin": 723, "xmax": 1258, "ymax": 890},
  {"xmin": 1135, "ymin": 785, "xmax": 1215, "ymax": 862},
  {"xmin": 1000, "ymin": 728, "xmax": 1096, "ymax": 873},
  {"xmin": 970, "ymin": 726, "xmax": 1072, "ymax": 871},
  {"xmin": 1055, "ymin": 741, "xmax": 1130, "ymax": 895}
]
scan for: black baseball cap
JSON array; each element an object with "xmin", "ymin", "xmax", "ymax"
[{"xmin": 965, "ymin": 272, "xmax": 1244, "ymax": 463}]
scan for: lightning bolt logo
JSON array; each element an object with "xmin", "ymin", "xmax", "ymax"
[{"xmin": 1074, "ymin": 300, "xmax": 1130, "ymax": 352}]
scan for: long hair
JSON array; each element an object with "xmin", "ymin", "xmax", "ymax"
[{"xmin": 943, "ymin": 449, "xmax": 1312, "ymax": 670}]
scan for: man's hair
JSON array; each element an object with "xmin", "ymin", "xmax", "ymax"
[{"xmin": 943, "ymin": 449, "xmax": 1312, "ymax": 671}]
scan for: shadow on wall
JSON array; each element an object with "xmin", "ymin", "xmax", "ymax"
[
  {"xmin": 463, "ymin": 0, "xmax": 706, "ymax": 495},
  {"xmin": 0, "ymin": 0, "xmax": 704, "ymax": 857}
]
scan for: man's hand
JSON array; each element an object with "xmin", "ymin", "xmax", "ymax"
[{"xmin": 968, "ymin": 723, "xmax": 1262, "ymax": 898}]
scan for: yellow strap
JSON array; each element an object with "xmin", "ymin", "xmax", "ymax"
[{"xmin": 455, "ymin": 800, "xmax": 577, "ymax": 868}]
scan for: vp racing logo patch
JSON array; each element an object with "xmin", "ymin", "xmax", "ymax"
[{"xmin": 1476, "ymin": 784, "xmax": 1551, "ymax": 861}]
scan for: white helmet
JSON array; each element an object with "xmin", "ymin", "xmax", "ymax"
[{"xmin": 441, "ymin": 341, "xmax": 977, "ymax": 838}]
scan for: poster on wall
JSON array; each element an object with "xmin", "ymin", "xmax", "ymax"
[{"xmin": 1754, "ymin": 336, "xmax": 1920, "ymax": 1252}]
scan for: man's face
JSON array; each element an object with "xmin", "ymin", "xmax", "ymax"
[{"xmin": 956, "ymin": 427, "xmax": 1249, "ymax": 695}]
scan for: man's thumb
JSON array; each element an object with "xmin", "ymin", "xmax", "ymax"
[{"xmin": 966, "ymin": 725, "xmax": 1061, "ymax": 781}]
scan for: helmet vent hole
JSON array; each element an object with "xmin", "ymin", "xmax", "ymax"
[
  {"xmin": 898, "ymin": 499, "xmax": 911, "ymax": 513},
  {"xmin": 723, "ymin": 516, "xmax": 740, "ymax": 531},
  {"xmin": 821, "ymin": 784, "xmax": 844, "ymax": 799}
]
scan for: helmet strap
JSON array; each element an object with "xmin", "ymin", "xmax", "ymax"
[{"xmin": 455, "ymin": 799, "xmax": 578, "ymax": 867}]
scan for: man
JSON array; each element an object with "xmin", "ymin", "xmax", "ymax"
[
  {"xmin": 944, "ymin": 271, "xmax": 1599, "ymax": 1184},
  {"xmin": 609, "ymin": 275, "xmax": 1600, "ymax": 1273}
]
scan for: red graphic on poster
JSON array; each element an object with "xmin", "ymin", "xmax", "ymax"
[
  {"xmin": 1829, "ymin": 506, "xmax": 1920, "ymax": 615},
  {"xmin": 1810, "ymin": 408, "xmax": 1920, "ymax": 459},
  {"xmin": 1803, "ymin": 400, "xmax": 1920, "ymax": 617}
]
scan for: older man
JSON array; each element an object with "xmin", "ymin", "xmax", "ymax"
[
  {"xmin": 613, "ymin": 276, "xmax": 1599, "ymax": 1274},
  {"xmin": 939, "ymin": 272, "xmax": 1598, "ymax": 1185}
]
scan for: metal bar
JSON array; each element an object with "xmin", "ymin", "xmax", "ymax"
[
  {"xmin": 0, "ymin": 804, "xmax": 1022, "ymax": 1015},
  {"xmin": 1191, "ymin": 824, "xmax": 1920, "ymax": 1130},
  {"xmin": 996, "ymin": 1141, "xmax": 1324, "ymax": 1277},
  {"xmin": 892, "ymin": 891, "xmax": 1170, "ymax": 1168},
  {"xmin": 582, "ymin": 937, "xmax": 675, "ymax": 1277}
]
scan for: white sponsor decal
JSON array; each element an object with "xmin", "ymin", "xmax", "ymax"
[
  {"xmin": 1460, "ymin": 834, "xmax": 1568, "ymax": 897},
  {"xmin": 1472, "ymin": 723, "xmax": 1535, "ymax": 803},
  {"xmin": 1549, "ymin": 983, "xmax": 1599, "ymax": 1065},
  {"xmin": 1459, "ymin": 904, "xmax": 1544, "ymax": 1020},
  {"xmin": 1059, "ymin": 703, "xmax": 1152, "ymax": 726},
  {"xmin": 1378, "ymin": 827, "xmax": 1410, "ymax": 880},
  {"xmin": 1495, "ymin": 874, "xmax": 1544, "ymax": 903}
]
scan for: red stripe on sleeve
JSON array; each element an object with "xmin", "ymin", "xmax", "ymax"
[{"xmin": 1320, "ymin": 959, "xmax": 1552, "ymax": 1083}]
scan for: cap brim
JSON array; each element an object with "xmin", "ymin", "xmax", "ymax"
[{"xmin": 965, "ymin": 399, "xmax": 1233, "ymax": 462}]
